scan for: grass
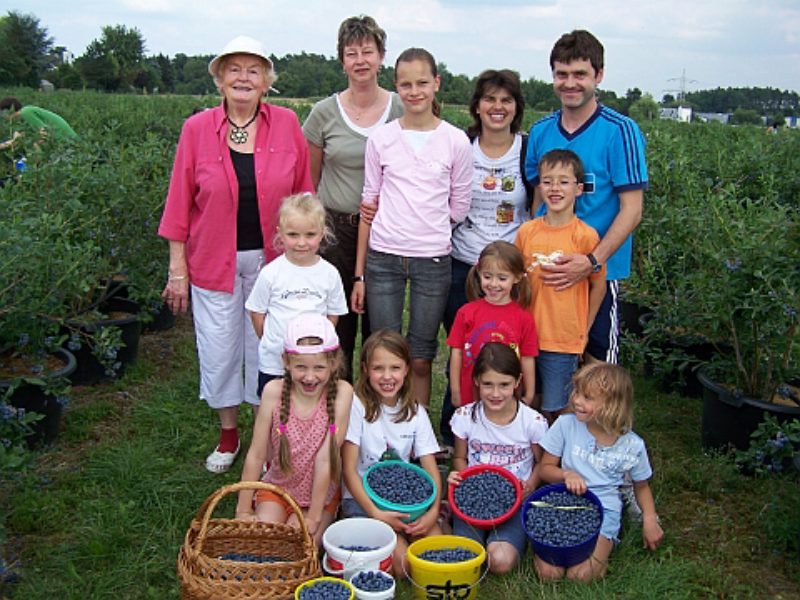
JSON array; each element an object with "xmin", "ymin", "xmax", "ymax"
[{"xmin": 1, "ymin": 316, "xmax": 799, "ymax": 599}]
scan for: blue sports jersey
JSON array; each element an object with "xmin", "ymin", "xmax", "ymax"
[{"xmin": 525, "ymin": 104, "xmax": 648, "ymax": 280}]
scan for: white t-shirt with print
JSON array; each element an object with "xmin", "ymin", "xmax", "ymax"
[
  {"xmin": 245, "ymin": 254, "xmax": 347, "ymax": 375},
  {"xmin": 450, "ymin": 402, "xmax": 549, "ymax": 481},
  {"xmin": 343, "ymin": 397, "xmax": 441, "ymax": 500}
]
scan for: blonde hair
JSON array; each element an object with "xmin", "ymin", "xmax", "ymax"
[
  {"xmin": 571, "ymin": 363, "xmax": 634, "ymax": 435},
  {"xmin": 276, "ymin": 347, "xmax": 343, "ymax": 481},
  {"xmin": 466, "ymin": 241, "xmax": 532, "ymax": 309},
  {"xmin": 274, "ymin": 192, "xmax": 334, "ymax": 251},
  {"xmin": 356, "ymin": 330, "xmax": 418, "ymax": 424}
]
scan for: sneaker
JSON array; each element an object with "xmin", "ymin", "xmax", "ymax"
[{"xmin": 205, "ymin": 442, "xmax": 240, "ymax": 474}]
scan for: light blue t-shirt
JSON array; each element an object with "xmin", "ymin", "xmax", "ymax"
[
  {"xmin": 539, "ymin": 414, "xmax": 652, "ymax": 539},
  {"xmin": 525, "ymin": 105, "xmax": 648, "ymax": 280}
]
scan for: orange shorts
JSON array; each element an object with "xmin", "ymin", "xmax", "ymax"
[{"xmin": 255, "ymin": 487, "xmax": 341, "ymax": 516}]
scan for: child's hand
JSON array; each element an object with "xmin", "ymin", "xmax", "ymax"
[
  {"xmin": 305, "ymin": 514, "xmax": 320, "ymax": 537},
  {"xmin": 371, "ymin": 509, "xmax": 410, "ymax": 532},
  {"xmin": 563, "ymin": 470, "xmax": 587, "ymax": 495},
  {"xmin": 235, "ymin": 509, "xmax": 257, "ymax": 522},
  {"xmin": 447, "ymin": 470, "xmax": 463, "ymax": 487},
  {"xmin": 521, "ymin": 475, "xmax": 537, "ymax": 498},
  {"xmin": 404, "ymin": 507, "xmax": 439, "ymax": 537},
  {"xmin": 642, "ymin": 515, "xmax": 664, "ymax": 550}
]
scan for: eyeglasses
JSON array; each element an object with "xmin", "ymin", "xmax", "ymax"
[{"xmin": 540, "ymin": 179, "xmax": 578, "ymax": 189}]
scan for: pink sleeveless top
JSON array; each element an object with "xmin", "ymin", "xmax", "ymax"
[{"xmin": 263, "ymin": 394, "xmax": 337, "ymax": 508}]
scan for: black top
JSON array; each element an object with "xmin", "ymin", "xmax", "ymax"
[{"xmin": 230, "ymin": 148, "xmax": 264, "ymax": 251}]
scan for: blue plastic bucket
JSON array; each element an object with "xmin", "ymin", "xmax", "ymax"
[
  {"xmin": 522, "ymin": 483, "xmax": 604, "ymax": 567},
  {"xmin": 363, "ymin": 460, "xmax": 437, "ymax": 522}
]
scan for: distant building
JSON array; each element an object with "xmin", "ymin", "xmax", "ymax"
[
  {"xmin": 39, "ymin": 80, "xmax": 55, "ymax": 93},
  {"xmin": 659, "ymin": 105, "xmax": 692, "ymax": 122},
  {"xmin": 695, "ymin": 112, "xmax": 731, "ymax": 124}
]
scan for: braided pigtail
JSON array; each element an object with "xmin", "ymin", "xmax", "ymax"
[
  {"xmin": 277, "ymin": 368, "xmax": 293, "ymax": 476},
  {"xmin": 326, "ymin": 372, "xmax": 341, "ymax": 482}
]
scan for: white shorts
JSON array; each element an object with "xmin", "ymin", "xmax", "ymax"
[{"xmin": 192, "ymin": 249, "xmax": 262, "ymax": 409}]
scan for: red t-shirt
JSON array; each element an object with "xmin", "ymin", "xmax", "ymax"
[{"xmin": 447, "ymin": 298, "xmax": 539, "ymax": 405}]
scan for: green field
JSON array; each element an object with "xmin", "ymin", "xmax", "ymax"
[{"xmin": 1, "ymin": 89, "xmax": 799, "ymax": 599}]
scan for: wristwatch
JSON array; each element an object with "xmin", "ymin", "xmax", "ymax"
[
  {"xmin": 586, "ymin": 253, "xmax": 602, "ymax": 274},
  {"xmin": 352, "ymin": 275, "xmax": 365, "ymax": 283}
]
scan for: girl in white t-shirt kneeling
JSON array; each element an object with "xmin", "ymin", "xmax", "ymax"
[{"xmin": 341, "ymin": 329, "xmax": 443, "ymax": 578}]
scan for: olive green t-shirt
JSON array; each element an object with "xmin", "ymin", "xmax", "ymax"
[{"xmin": 302, "ymin": 92, "xmax": 403, "ymax": 214}]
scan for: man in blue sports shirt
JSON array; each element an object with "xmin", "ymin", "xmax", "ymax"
[{"xmin": 525, "ymin": 29, "xmax": 647, "ymax": 364}]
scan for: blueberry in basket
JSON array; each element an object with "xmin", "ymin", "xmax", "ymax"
[
  {"xmin": 453, "ymin": 470, "xmax": 516, "ymax": 521},
  {"xmin": 299, "ymin": 580, "xmax": 352, "ymax": 600},
  {"xmin": 352, "ymin": 570, "xmax": 393, "ymax": 592},
  {"xmin": 219, "ymin": 552, "xmax": 288, "ymax": 563},
  {"xmin": 417, "ymin": 547, "xmax": 478, "ymax": 563},
  {"xmin": 366, "ymin": 463, "xmax": 433, "ymax": 505},
  {"xmin": 524, "ymin": 490, "xmax": 602, "ymax": 546}
]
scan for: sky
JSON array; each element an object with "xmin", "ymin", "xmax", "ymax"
[{"xmin": 13, "ymin": 0, "xmax": 800, "ymax": 98}]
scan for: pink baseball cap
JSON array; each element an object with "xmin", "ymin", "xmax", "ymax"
[{"xmin": 283, "ymin": 313, "xmax": 340, "ymax": 355}]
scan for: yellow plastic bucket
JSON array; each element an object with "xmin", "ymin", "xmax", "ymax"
[{"xmin": 405, "ymin": 535, "xmax": 486, "ymax": 600}]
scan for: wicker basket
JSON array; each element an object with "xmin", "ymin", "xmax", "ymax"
[{"xmin": 177, "ymin": 481, "xmax": 321, "ymax": 600}]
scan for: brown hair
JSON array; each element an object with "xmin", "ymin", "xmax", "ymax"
[
  {"xmin": 276, "ymin": 347, "xmax": 343, "ymax": 481},
  {"xmin": 395, "ymin": 47, "xmax": 441, "ymax": 117},
  {"xmin": 466, "ymin": 241, "xmax": 532, "ymax": 309},
  {"xmin": 470, "ymin": 343, "xmax": 521, "ymax": 421},
  {"xmin": 571, "ymin": 363, "xmax": 634, "ymax": 435},
  {"xmin": 356, "ymin": 329, "xmax": 417, "ymax": 423},
  {"xmin": 337, "ymin": 15, "xmax": 387, "ymax": 61},
  {"xmin": 467, "ymin": 69, "xmax": 525, "ymax": 139},
  {"xmin": 550, "ymin": 30, "xmax": 604, "ymax": 75},
  {"xmin": 0, "ymin": 97, "xmax": 22, "ymax": 112},
  {"xmin": 539, "ymin": 148, "xmax": 585, "ymax": 184}
]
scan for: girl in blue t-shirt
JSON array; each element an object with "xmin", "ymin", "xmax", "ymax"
[{"xmin": 536, "ymin": 363, "xmax": 664, "ymax": 582}]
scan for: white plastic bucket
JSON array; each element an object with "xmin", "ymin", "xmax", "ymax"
[
  {"xmin": 349, "ymin": 569, "xmax": 396, "ymax": 600},
  {"xmin": 322, "ymin": 518, "xmax": 396, "ymax": 580}
]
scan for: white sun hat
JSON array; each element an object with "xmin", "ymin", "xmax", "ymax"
[{"xmin": 208, "ymin": 35, "xmax": 273, "ymax": 78}]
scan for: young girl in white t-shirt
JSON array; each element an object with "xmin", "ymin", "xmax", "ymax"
[
  {"xmin": 245, "ymin": 193, "xmax": 348, "ymax": 401},
  {"xmin": 447, "ymin": 342, "xmax": 549, "ymax": 574},
  {"xmin": 341, "ymin": 329, "xmax": 443, "ymax": 577}
]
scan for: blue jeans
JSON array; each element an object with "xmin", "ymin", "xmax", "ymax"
[
  {"xmin": 536, "ymin": 351, "xmax": 579, "ymax": 412},
  {"xmin": 365, "ymin": 249, "xmax": 451, "ymax": 361},
  {"xmin": 452, "ymin": 509, "xmax": 528, "ymax": 558}
]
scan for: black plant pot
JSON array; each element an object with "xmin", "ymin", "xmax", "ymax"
[
  {"xmin": 66, "ymin": 297, "xmax": 141, "ymax": 385},
  {"xmin": 698, "ymin": 367, "xmax": 800, "ymax": 451},
  {"xmin": 639, "ymin": 314, "xmax": 728, "ymax": 398},
  {"xmin": 142, "ymin": 301, "xmax": 176, "ymax": 333},
  {"xmin": 0, "ymin": 348, "xmax": 77, "ymax": 447},
  {"xmin": 619, "ymin": 300, "xmax": 651, "ymax": 337}
]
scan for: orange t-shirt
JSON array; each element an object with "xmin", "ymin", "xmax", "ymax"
[{"xmin": 515, "ymin": 216, "xmax": 605, "ymax": 353}]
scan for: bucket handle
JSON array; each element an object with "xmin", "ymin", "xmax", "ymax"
[{"xmin": 402, "ymin": 552, "xmax": 491, "ymax": 596}]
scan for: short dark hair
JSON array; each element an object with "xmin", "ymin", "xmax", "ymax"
[
  {"xmin": 0, "ymin": 97, "xmax": 22, "ymax": 112},
  {"xmin": 539, "ymin": 148, "xmax": 585, "ymax": 184},
  {"xmin": 337, "ymin": 15, "xmax": 387, "ymax": 62},
  {"xmin": 550, "ymin": 30, "xmax": 604, "ymax": 75},
  {"xmin": 467, "ymin": 69, "xmax": 525, "ymax": 139}
]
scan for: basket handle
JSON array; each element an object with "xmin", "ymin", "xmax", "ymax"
[{"xmin": 192, "ymin": 481, "xmax": 314, "ymax": 553}]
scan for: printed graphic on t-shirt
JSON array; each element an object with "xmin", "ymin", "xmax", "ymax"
[
  {"xmin": 569, "ymin": 441, "xmax": 640, "ymax": 474},
  {"xmin": 279, "ymin": 288, "xmax": 324, "ymax": 301},
  {"xmin": 468, "ymin": 438, "xmax": 530, "ymax": 478},
  {"xmin": 463, "ymin": 319, "xmax": 520, "ymax": 367}
]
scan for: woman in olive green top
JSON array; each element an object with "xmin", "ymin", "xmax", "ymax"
[{"xmin": 303, "ymin": 15, "xmax": 403, "ymax": 380}]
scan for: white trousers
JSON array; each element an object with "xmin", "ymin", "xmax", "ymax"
[{"xmin": 192, "ymin": 250, "xmax": 262, "ymax": 409}]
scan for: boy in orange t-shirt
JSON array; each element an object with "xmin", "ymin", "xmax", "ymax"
[{"xmin": 514, "ymin": 149, "xmax": 606, "ymax": 422}]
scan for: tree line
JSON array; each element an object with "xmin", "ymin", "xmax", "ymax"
[{"xmin": 1, "ymin": 10, "xmax": 797, "ymax": 119}]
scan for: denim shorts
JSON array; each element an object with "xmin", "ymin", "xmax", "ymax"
[
  {"xmin": 536, "ymin": 351, "xmax": 579, "ymax": 412},
  {"xmin": 340, "ymin": 497, "xmax": 369, "ymax": 518},
  {"xmin": 365, "ymin": 249, "xmax": 451, "ymax": 361},
  {"xmin": 452, "ymin": 509, "xmax": 528, "ymax": 557}
]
